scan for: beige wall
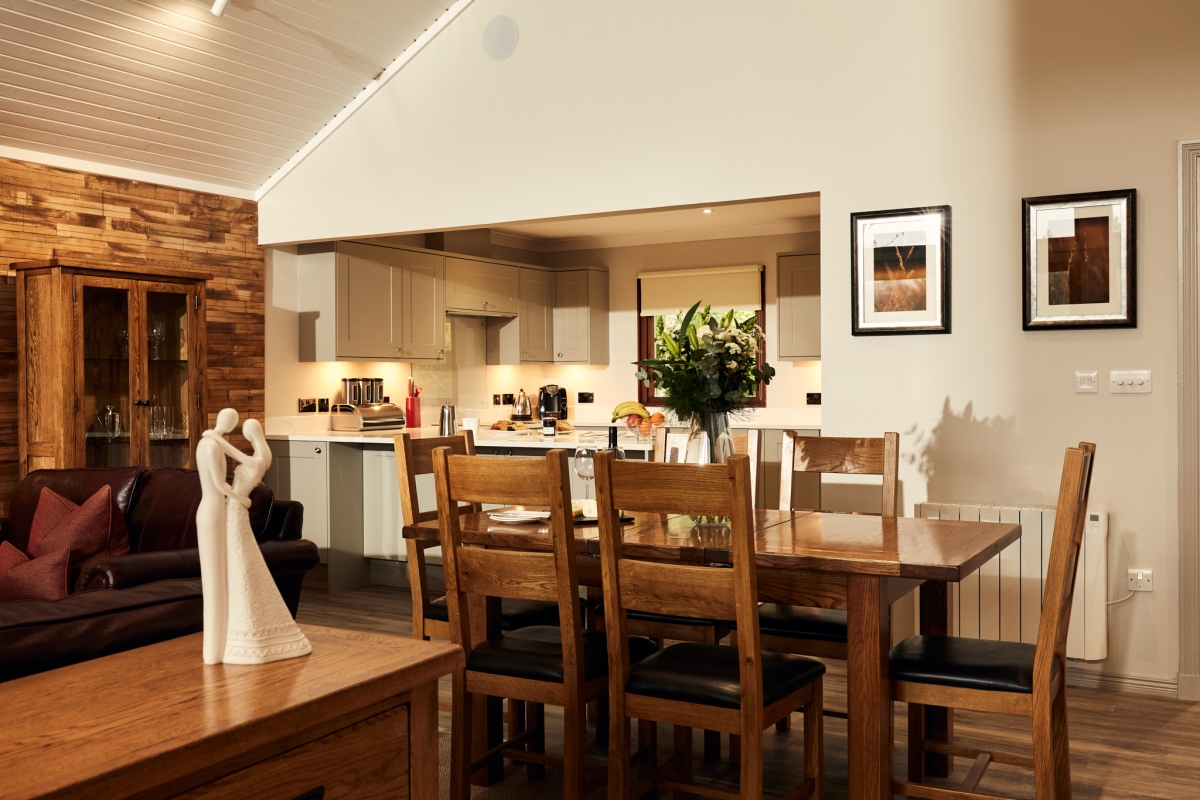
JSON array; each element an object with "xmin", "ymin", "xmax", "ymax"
[{"xmin": 260, "ymin": 1, "xmax": 1200, "ymax": 684}]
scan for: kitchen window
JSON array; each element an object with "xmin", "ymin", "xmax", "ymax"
[{"xmin": 636, "ymin": 264, "xmax": 768, "ymax": 408}]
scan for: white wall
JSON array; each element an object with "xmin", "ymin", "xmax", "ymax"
[{"xmin": 260, "ymin": 1, "xmax": 1199, "ymax": 684}]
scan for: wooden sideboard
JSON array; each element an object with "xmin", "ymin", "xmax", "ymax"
[{"xmin": 0, "ymin": 625, "xmax": 462, "ymax": 799}]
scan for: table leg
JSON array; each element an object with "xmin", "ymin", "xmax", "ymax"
[
  {"xmin": 410, "ymin": 680, "xmax": 439, "ymax": 800},
  {"xmin": 847, "ymin": 574, "xmax": 892, "ymax": 800},
  {"xmin": 470, "ymin": 594, "xmax": 504, "ymax": 787},
  {"xmin": 918, "ymin": 580, "xmax": 954, "ymax": 778}
]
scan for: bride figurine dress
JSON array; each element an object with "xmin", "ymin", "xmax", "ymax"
[{"xmin": 202, "ymin": 413, "xmax": 311, "ymax": 665}]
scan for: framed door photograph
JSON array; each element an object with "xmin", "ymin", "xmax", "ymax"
[
  {"xmin": 851, "ymin": 205, "xmax": 951, "ymax": 335},
  {"xmin": 1022, "ymin": 189, "xmax": 1136, "ymax": 330}
]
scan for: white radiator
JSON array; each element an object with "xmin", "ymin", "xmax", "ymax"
[{"xmin": 916, "ymin": 503, "xmax": 1107, "ymax": 661}]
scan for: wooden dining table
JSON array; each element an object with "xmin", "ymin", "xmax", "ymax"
[{"xmin": 405, "ymin": 508, "xmax": 1020, "ymax": 800}]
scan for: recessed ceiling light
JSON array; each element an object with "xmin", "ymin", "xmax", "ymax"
[
  {"xmin": 702, "ymin": 208, "xmax": 713, "ymax": 214},
  {"xmin": 211, "ymin": 0, "xmax": 229, "ymax": 16}
]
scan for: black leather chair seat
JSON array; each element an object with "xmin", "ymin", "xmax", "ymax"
[
  {"xmin": 467, "ymin": 625, "xmax": 658, "ymax": 683},
  {"xmin": 427, "ymin": 597, "xmax": 561, "ymax": 631},
  {"xmin": 626, "ymin": 642, "xmax": 825, "ymax": 710},
  {"xmin": 889, "ymin": 635, "xmax": 1058, "ymax": 695},
  {"xmin": 739, "ymin": 604, "xmax": 848, "ymax": 643}
]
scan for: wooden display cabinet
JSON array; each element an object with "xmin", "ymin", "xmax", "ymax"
[{"xmin": 15, "ymin": 260, "xmax": 210, "ymax": 477}]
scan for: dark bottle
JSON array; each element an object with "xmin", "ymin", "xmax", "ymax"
[{"xmin": 607, "ymin": 426, "xmax": 626, "ymax": 460}]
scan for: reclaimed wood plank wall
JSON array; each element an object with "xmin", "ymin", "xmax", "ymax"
[{"xmin": 0, "ymin": 157, "xmax": 264, "ymax": 513}]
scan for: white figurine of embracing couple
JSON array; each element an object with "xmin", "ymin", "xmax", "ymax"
[{"xmin": 196, "ymin": 408, "xmax": 311, "ymax": 665}]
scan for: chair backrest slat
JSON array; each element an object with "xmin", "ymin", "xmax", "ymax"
[
  {"xmin": 1034, "ymin": 442, "xmax": 1096, "ymax": 688},
  {"xmin": 780, "ymin": 431, "xmax": 899, "ymax": 516},
  {"xmin": 435, "ymin": 448, "xmax": 583, "ymax": 674},
  {"xmin": 618, "ymin": 559, "xmax": 737, "ymax": 620},
  {"xmin": 597, "ymin": 451, "xmax": 764, "ymax": 733},
  {"xmin": 457, "ymin": 547, "xmax": 560, "ymax": 603},
  {"xmin": 606, "ymin": 459, "xmax": 738, "ymax": 517}
]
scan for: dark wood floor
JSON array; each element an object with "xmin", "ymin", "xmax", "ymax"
[{"xmin": 297, "ymin": 585, "xmax": 1200, "ymax": 799}]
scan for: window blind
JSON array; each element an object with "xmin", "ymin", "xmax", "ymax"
[{"xmin": 637, "ymin": 264, "xmax": 763, "ymax": 317}]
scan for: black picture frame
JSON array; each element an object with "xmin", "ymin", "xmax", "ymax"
[
  {"xmin": 1021, "ymin": 189, "xmax": 1136, "ymax": 330},
  {"xmin": 850, "ymin": 205, "xmax": 951, "ymax": 336}
]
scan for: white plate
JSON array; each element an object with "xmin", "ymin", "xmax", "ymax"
[{"xmin": 487, "ymin": 429, "xmax": 533, "ymax": 438}]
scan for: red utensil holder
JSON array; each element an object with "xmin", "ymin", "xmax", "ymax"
[{"xmin": 405, "ymin": 397, "xmax": 421, "ymax": 428}]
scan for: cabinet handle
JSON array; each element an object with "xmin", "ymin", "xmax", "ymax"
[
  {"xmin": 314, "ymin": 447, "xmax": 322, "ymax": 454},
  {"xmin": 557, "ymin": 353, "xmax": 563, "ymax": 358}
]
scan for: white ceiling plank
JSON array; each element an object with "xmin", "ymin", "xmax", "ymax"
[
  {"xmin": 0, "ymin": 57, "xmax": 310, "ymax": 149},
  {"xmin": 0, "ymin": 50, "xmax": 317, "ymax": 143},
  {"xmin": 0, "ymin": 116, "xmax": 273, "ymax": 184},
  {"xmin": 0, "ymin": 0, "xmax": 456, "ymax": 195},
  {"xmin": 0, "ymin": 85, "xmax": 294, "ymax": 165},
  {"xmin": 18, "ymin": 0, "xmax": 368, "ymax": 101},
  {"xmin": 0, "ymin": 14, "xmax": 344, "ymax": 122}
]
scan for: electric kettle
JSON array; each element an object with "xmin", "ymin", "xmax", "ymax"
[{"xmin": 512, "ymin": 388, "xmax": 533, "ymax": 421}]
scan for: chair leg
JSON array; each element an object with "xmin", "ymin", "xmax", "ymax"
[
  {"xmin": 738, "ymin": 725, "xmax": 763, "ymax": 798},
  {"xmin": 564, "ymin": 698, "xmax": 587, "ymax": 800},
  {"xmin": 703, "ymin": 729, "xmax": 721, "ymax": 762},
  {"xmin": 1047, "ymin": 685, "xmax": 1073, "ymax": 799},
  {"xmin": 776, "ymin": 713, "xmax": 791, "ymax": 732},
  {"xmin": 639, "ymin": 720, "xmax": 658, "ymax": 799},
  {"xmin": 907, "ymin": 702, "xmax": 925, "ymax": 783},
  {"xmin": 596, "ymin": 690, "xmax": 610, "ymax": 746},
  {"xmin": 729, "ymin": 733, "xmax": 741, "ymax": 764},
  {"xmin": 449, "ymin": 672, "xmax": 473, "ymax": 800},
  {"xmin": 527, "ymin": 702, "xmax": 546, "ymax": 780},
  {"xmin": 610, "ymin": 712, "xmax": 633, "ymax": 800},
  {"xmin": 508, "ymin": 698, "xmax": 526, "ymax": 765},
  {"xmin": 674, "ymin": 725, "xmax": 694, "ymax": 800},
  {"xmin": 804, "ymin": 678, "xmax": 824, "ymax": 800}
]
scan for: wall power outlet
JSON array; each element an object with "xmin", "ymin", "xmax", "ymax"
[{"xmin": 1127, "ymin": 569, "xmax": 1153, "ymax": 592}]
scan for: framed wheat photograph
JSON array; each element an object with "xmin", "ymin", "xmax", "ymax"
[
  {"xmin": 851, "ymin": 205, "xmax": 951, "ymax": 335},
  {"xmin": 1022, "ymin": 189, "xmax": 1136, "ymax": 330}
]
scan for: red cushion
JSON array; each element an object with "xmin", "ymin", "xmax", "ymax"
[
  {"xmin": 0, "ymin": 541, "xmax": 69, "ymax": 603},
  {"xmin": 27, "ymin": 486, "xmax": 131, "ymax": 578}
]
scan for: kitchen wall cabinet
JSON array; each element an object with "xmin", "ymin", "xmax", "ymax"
[
  {"xmin": 777, "ymin": 253, "xmax": 820, "ymax": 360},
  {"xmin": 553, "ymin": 268, "xmax": 609, "ymax": 364},
  {"xmin": 14, "ymin": 259, "xmax": 208, "ymax": 477},
  {"xmin": 444, "ymin": 257, "xmax": 519, "ymax": 315},
  {"xmin": 487, "ymin": 266, "xmax": 609, "ymax": 365},
  {"xmin": 298, "ymin": 242, "xmax": 445, "ymax": 362}
]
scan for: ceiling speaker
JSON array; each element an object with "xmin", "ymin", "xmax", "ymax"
[{"xmin": 482, "ymin": 15, "xmax": 519, "ymax": 61}]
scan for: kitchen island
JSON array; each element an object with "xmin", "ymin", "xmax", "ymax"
[{"xmin": 264, "ymin": 423, "xmax": 653, "ymax": 591}]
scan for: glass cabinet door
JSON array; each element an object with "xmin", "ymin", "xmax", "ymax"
[
  {"xmin": 82, "ymin": 283, "xmax": 134, "ymax": 467},
  {"xmin": 144, "ymin": 288, "xmax": 194, "ymax": 469}
]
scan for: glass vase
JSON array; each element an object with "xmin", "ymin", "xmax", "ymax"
[{"xmin": 688, "ymin": 410, "xmax": 734, "ymax": 465}]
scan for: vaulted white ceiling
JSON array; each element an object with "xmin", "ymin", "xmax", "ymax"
[{"xmin": 0, "ymin": 0, "xmax": 456, "ymax": 195}]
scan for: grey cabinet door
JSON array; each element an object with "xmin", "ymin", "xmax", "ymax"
[
  {"xmin": 445, "ymin": 257, "xmax": 519, "ymax": 314},
  {"xmin": 399, "ymin": 249, "xmax": 445, "ymax": 361},
  {"xmin": 265, "ymin": 440, "xmax": 329, "ymax": 561},
  {"xmin": 518, "ymin": 268, "xmax": 554, "ymax": 362},
  {"xmin": 777, "ymin": 254, "xmax": 821, "ymax": 360},
  {"xmin": 553, "ymin": 269, "xmax": 589, "ymax": 362},
  {"xmin": 336, "ymin": 243, "xmax": 402, "ymax": 359}
]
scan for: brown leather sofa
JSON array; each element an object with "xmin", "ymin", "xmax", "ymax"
[{"xmin": 0, "ymin": 467, "xmax": 320, "ymax": 683}]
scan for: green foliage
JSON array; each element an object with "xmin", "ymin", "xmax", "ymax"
[{"xmin": 635, "ymin": 301, "xmax": 775, "ymax": 418}]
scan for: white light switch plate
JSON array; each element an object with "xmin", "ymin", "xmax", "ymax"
[
  {"xmin": 1110, "ymin": 370, "xmax": 1152, "ymax": 394},
  {"xmin": 1075, "ymin": 371, "xmax": 1098, "ymax": 393}
]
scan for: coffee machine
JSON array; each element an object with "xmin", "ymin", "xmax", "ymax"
[{"xmin": 538, "ymin": 385, "xmax": 568, "ymax": 420}]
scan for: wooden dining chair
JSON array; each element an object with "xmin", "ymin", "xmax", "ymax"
[
  {"xmin": 596, "ymin": 451, "xmax": 825, "ymax": 800},
  {"xmin": 891, "ymin": 442, "xmax": 1095, "ymax": 800},
  {"xmin": 436, "ymin": 447, "xmax": 659, "ymax": 800},
  {"xmin": 395, "ymin": 431, "xmax": 559, "ymax": 642},
  {"xmin": 752, "ymin": 432, "xmax": 900, "ymax": 664}
]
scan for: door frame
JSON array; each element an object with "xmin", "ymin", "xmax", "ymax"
[{"xmin": 1178, "ymin": 138, "xmax": 1200, "ymax": 700}]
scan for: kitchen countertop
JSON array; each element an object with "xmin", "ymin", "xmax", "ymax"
[{"xmin": 265, "ymin": 425, "xmax": 654, "ymax": 451}]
